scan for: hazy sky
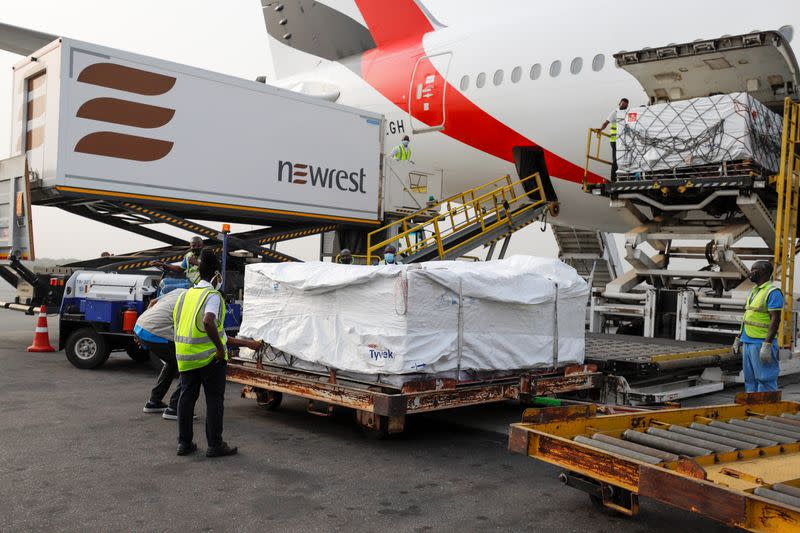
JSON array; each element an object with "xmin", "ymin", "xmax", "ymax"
[{"xmin": 0, "ymin": 0, "xmax": 560, "ymax": 261}]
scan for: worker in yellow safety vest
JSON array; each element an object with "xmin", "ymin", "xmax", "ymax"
[
  {"xmin": 732, "ymin": 261, "xmax": 783, "ymax": 392},
  {"xmin": 153, "ymin": 236, "xmax": 204, "ymax": 286},
  {"xmin": 391, "ymin": 135, "xmax": 412, "ymax": 162},
  {"xmin": 598, "ymin": 98, "xmax": 629, "ymax": 180},
  {"xmin": 172, "ymin": 249, "xmax": 263, "ymax": 457}
]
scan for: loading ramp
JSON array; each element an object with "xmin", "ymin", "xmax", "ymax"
[{"xmin": 366, "ymin": 173, "xmax": 553, "ymax": 264}]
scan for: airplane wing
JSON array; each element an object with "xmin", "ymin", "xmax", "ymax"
[{"xmin": 0, "ymin": 22, "xmax": 57, "ymax": 56}]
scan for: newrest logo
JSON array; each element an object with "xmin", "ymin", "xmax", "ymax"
[{"xmin": 278, "ymin": 161, "xmax": 367, "ymax": 194}]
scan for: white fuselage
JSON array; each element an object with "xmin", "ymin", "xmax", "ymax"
[{"xmin": 270, "ymin": 1, "xmax": 799, "ymax": 233}]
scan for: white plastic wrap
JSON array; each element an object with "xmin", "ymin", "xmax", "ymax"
[
  {"xmin": 238, "ymin": 256, "xmax": 589, "ymax": 377},
  {"xmin": 617, "ymin": 92, "xmax": 783, "ymax": 174}
]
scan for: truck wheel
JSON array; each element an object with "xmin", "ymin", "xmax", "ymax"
[
  {"xmin": 65, "ymin": 328, "xmax": 110, "ymax": 369},
  {"xmin": 255, "ymin": 389, "xmax": 283, "ymax": 410},
  {"xmin": 126, "ymin": 343, "xmax": 150, "ymax": 363}
]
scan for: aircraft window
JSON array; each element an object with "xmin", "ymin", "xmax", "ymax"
[
  {"xmin": 476, "ymin": 72, "xmax": 486, "ymax": 88},
  {"xmin": 570, "ymin": 57, "xmax": 583, "ymax": 75},
  {"xmin": 549, "ymin": 60, "xmax": 562, "ymax": 77},
  {"xmin": 460, "ymin": 75, "xmax": 469, "ymax": 91},
  {"xmin": 530, "ymin": 63, "xmax": 542, "ymax": 80},
  {"xmin": 493, "ymin": 69, "xmax": 504, "ymax": 86},
  {"xmin": 511, "ymin": 66, "xmax": 522, "ymax": 83},
  {"xmin": 592, "ymin": 54, "xmax": 605, "ymax": 72}
]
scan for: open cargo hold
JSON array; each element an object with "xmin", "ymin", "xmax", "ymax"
[
  {"xmin": 237, "ymin": 256, "xmax": 589, "ymax": 381},
  {"xmin": 509, "ymin": 392, "xmax": 800, "ymax": 531},
  {"xmin": 616, "ymin": 92, "xmax": 783, "ymax": 176},
  {"xmin": 11, "ymin": 38, "xmax": 383, "ymax": 224}
]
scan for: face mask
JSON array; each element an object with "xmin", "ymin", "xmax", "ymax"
[
  {"xmin": 402, "ymin": 140, "xmax": 409, "ymax": 147},
  {"xmin": 384, "ymin": 253, "xmax": 395, "ymax": 263},
  {"xmin": 749, "ymin": 271, "xmax": 760, "ymax": 283}
]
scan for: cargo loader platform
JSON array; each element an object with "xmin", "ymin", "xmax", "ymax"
[
  {"xmin": 509, "ymin": 392, "xmax": 800, "ymax": 532},
  {"xmin": 227, "ymin": 352, "xmax": 603, "ymax": 436}
]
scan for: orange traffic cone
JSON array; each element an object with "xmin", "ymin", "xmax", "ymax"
[{"xmin": 27, "ymin": 305, "xmax": 55, "ymax": 353}]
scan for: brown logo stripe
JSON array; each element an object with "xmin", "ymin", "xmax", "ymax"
[
  {"xmin": 293, "ymin": 180, "xmax": 307, "ymax": 184},
  {"xmin": 77, "ymin": 97, "xmax": 175, "ymax": 129},
  {"xmin": 77, "ymin": 63, "xmax": 176, "ymax": 96},
  {"xmin": 75, "ymin": 132, "xmax": 173, "ymax": 161},
  {"xmin": 26, "ymin": 127, "xmax": 44, "ymax": 151},
  {"xmin": 26, "ymin": 97, "xmax": 46, "ymax": 121}
]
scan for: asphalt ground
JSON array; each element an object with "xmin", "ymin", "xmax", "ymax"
[{"xmin": 0, "ymin": 311, "xmax": 743, "ymax": 532}]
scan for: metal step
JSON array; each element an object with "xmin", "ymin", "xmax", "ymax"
[{"xmin": 552, "ymin": 226, "xmax": 621, "ymax": 287}]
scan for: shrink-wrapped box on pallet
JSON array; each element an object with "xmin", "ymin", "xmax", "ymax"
[
  {"xmin": 237, "ymin": 256, "xmax": 589, "ymax": 380},
  {"xmin": 617, "ymin": 92, "xmax": 783, "ymax": 175}
]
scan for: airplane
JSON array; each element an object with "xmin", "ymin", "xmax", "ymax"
[{"xmin": 1, "ymin": 0, "xmax": 798, "ymax": 236}]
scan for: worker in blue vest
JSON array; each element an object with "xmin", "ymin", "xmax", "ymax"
[
  {"xmin": 390, "ymin": 135, "xmax": 412, "ymax": 162},
  {"xmin": 732, "ymin": 261, "xmax": 783, "ymax": 392},
  {"xmin": 153, "ymin": 236, "xmax": 204, "ymax": 286},
  {"xmin": 172, "ymin": 249, "xmax": 263, "ymax": 457},
  {"xmin": 598, "ymin": 98, "xmax": 628, "ymax": 180}
]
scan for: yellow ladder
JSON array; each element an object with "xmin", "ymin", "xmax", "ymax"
[
  {"xmin": 366, "ymin": 173, "xmax": 548, "ymax": 264},
  {"xmin": 773, "ymin": 98, "xmax": 800, "ymax": 348}
]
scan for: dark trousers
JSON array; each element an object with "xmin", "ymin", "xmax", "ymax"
[
  {"xmin": 610, "ymin": 141, "xmax": 618, "ymax": 180},
  {"xmin": 178, "ymin": 360, "xmax": 226, "ymax": 448},
  {"xmin": 141, "ymin": 340, "xmax": 180, "ymax": 410}
]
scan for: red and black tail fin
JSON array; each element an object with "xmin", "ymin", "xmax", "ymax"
[{"xmin": 262, "ymin": 0, "xmax": 443, "ymax": 77}]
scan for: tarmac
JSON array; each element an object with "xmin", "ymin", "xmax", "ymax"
[{"xmin": 0, "ymin": 310, "xmax": 758, "ymax": 532}]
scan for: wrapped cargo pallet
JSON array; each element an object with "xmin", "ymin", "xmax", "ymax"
[
  {"xmin": 237, "ymin": 256, "xmax": 589, "ymax": 381},
  {"xmin": 617, "ymin": 92, "xmax": 783, "ymax": 175}
]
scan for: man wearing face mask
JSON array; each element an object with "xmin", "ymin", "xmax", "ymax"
[
  {"xmin": 379, "ymin": 245, "xmax": 401, "ymax": 265},
  {"xmin": 153, "ymin": 236, "xmax": 204, "ymax": 286},
  {"xmin": 732, "ymin": 261, "xmax": 783, "ymax": 392},
  {"xmin": 335, "ymin": 248, "xmax": 353, "ymax": 265},
  {"xmin": 172, "ymin": 249, "xmax": 263, "ymax": 457},
  {"xmin": 598, "ymin": 98, "xmax": 629, "ymax": 180},
  {"xmin": 390, "ymin": 135, "xmax": 412, "ymax": 162}
]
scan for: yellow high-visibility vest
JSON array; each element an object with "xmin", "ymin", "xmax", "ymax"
[
  {"xmin": 173, "ymin": 287, "xmax": 227, "ymax": 372},
  {"xmin": 610, "ymin": 122, "xmax": 618, "ymax": 143},
  {"xmin": 394, "ymin": 144, "xmax": 412, "ymax": 161},
  {"xmin": 742, "ymin": 281, "xmax": 781, "ymax": 339},
  {"xmin": 183, "ymin": 252, "xmax": 201, "ymax": 285}
]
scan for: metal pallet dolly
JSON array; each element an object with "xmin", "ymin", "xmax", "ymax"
[
  {"xmin": 509, "ymin": 391, "xmax": 800, "ymax": 532},
  {"xmin": 227, "ymin": 354, "xmax": 603, "ymax": 436}
]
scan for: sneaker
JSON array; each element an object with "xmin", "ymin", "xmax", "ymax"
[
  {"xmin": 162, "ymin": 408, "xmax": 198, "ymax": 421},
  {"xmin": 143, "ymin": 401, "xmax": 168, "ymax": 413},
  {"xmin": 206, "ymin": 442, "xmax": 238, "ymax": 458},
  {"xmin": 176, "ymin": 442, "xmax": 198, "ymax": 456}
]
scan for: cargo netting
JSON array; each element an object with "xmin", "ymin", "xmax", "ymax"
[{"xmin": 616, "ymin": 92, "xmax": 783, "ymax": 180}]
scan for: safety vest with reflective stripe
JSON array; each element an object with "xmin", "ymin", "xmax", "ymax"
[
  {"xmin": 184, "ymin": 251, "xmax": 201, "ymax": 286},
  {"xmin": 173, "ymin": 287, "xmax": 227, "ymax": 372},
  {"xmin": 609, "ymin": 122, "xmax": 618, "ymax": 143},
  {"xmin": 394, "ymin": 144, "xmax": 411, "ymax": 161},
  {"xmin": 742, "ymin": 281, "xmax": 781, "ymax": 339}
]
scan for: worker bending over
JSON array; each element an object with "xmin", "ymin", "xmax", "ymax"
[
  {"xmin": 732, "ymin": 261, "xmax": 783, "ymax": 392},
  {"xmin": 154, "ymin": 236, "xmax": 204, "ymax": 285},
  {"xmin": 173, "ymin": 250, "xmax": 262, "ymax": 457},
  {"xmin": 136, "ymin": 288, "xmax": 186, "ymax": 419}
]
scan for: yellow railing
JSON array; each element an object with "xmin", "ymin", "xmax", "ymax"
[
  {"xmin": 773, "ymin": 97, "xmax": 800, "ymax": 349},
  {"xmin": 583, "ymin": 128, "xmax": 613, "ymax": 189},
  {"xmin": 367, "ymin": 173, "xmax": 547, "ymax": 264}
]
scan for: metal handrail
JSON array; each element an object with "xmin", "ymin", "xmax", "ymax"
[
  {"xmin": 583, "ymin": 128, "xmax": 613, "ymax": 189},
  {"xmin": 366, "ymin": 173, "xmax": 546, "ymax": 263}
]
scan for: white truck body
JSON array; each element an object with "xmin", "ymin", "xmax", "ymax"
[{"xmin": 10, "ymin": 38, "xmax": 388, "ymax": 224}]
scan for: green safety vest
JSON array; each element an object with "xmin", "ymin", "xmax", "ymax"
[
  {"xmin": 184, "ymin": 251, "xmax": 201, "ymax": 286},
  {"xmin": 742, "ymin": 281, "xmax": 781, "ymax": 339},
  {"xmin": 173, "ymin": 286, "xmax": 227, "ymax": 372},
  {"xmin": 610, "ymin": 122, "xmax": 618, "ymax": 143},
  {"xmin": 394, "ymin": 144, "xmax": 412, "ymax": 161}
]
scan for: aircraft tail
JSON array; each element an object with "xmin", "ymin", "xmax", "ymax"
[{"xmin": 261, "ymin": 0, "xmax": 444, "ymax": 79}]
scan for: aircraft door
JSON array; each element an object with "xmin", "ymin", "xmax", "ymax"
[{"xmin": 408, "ymin": 52, "xmax": 452, "ymax": 133}]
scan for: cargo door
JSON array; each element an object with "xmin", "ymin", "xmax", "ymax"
[
  {"xmin": 23, "ymin": 71, "xmax": 47, "ymax": 180},
  {"xmin": 615, "ymin": 31, "xmax": 799, "ymax": 111},
  {"xmin": 0, "ymin": 155, "xmax": 35, "ymax": 261},
  {"xmin": 408, "ymin": 52, "xmax": 452, "ymax": 133}
]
